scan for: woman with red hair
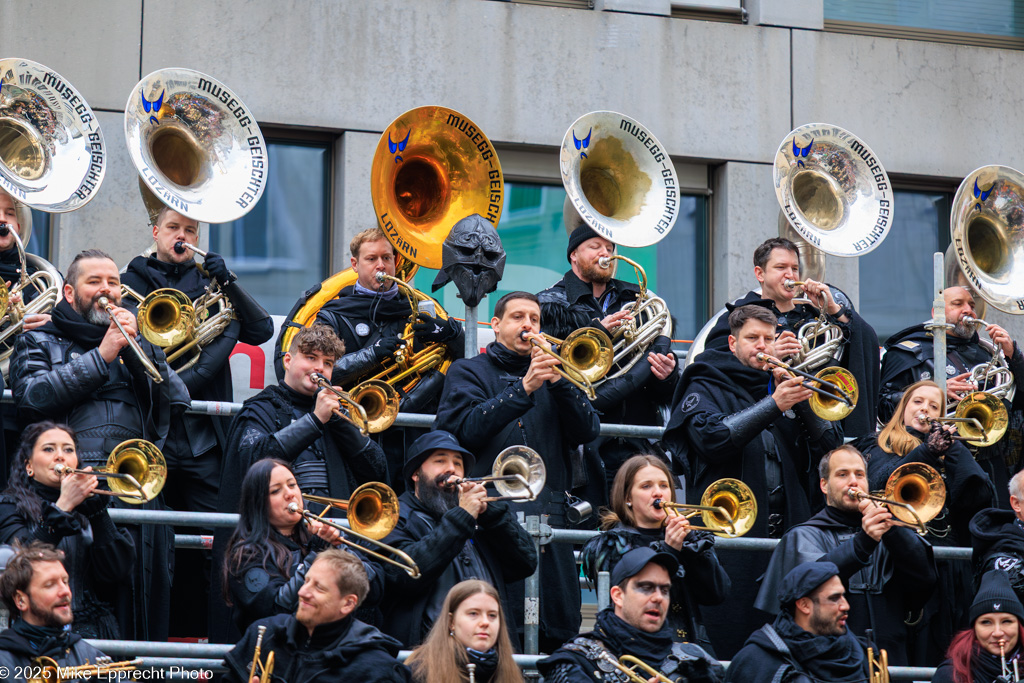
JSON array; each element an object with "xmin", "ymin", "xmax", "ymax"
[{"xmin": 933, "ymin": 571, "xmax": 1024, "ymax": 682}]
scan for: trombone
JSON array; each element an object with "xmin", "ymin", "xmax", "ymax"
[
  {"xmin": 443, "ymin": 446, "xmax": 546, "ymax": 502},
  {"xmin": 755, "ymin": 353, "xmax": 858, "ymax": 421},
  {"xmin": 595, "ymin": 651, "xmax": 673, "ymax": 683},
  {"xmin": 53, "ymin": 439, "xmax": 167, "ymax": 504},
  {"xmin": 289, "ymin": 483, "xmax": 421, "ymax": 578},
  {"xmin": 30, "ymin": 656, "xmax": 142, "ymax": 683},
  {"xmin": 248, "ymin": 624, "xmax": 275, "ymax": 683},
  {"xmin": 846, "ymin": 462, "xmax": 945, "ymax": 536},
  {"xmin": 940, "ymin": 391, "xmax": 1008, "ymax": 447},
  {"xmin": 312, "ymin": 372, "xmax": 370, "ymax": 435},
  {"xmin": 98, "ymin": 296, "xmax": 164, "ymax": 383},
  {"xmin": 653, "ymin": 478, "xmax": 757, "ymax": 538},
  {"xmin": 520, "ymin": 328, "xmax": 613, "ymax": 399}
]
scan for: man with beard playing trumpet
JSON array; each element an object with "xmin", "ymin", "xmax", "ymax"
[{"xmin": 880, "ymin": 285, "xmax": 1024, "ymax": 507}]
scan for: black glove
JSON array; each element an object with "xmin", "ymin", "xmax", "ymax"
[
  {"xmin": 926, "ymin": 420, "xmax": 953, "ymax": 456},
  {"xmin": 411, "ymin": 312, "xmax": 459, "ymax": 343},
  {"xmin": 203, "ymin": 251, "xmax": 235, "ymax": 286},
  {"xmin": 372, "ymin": 335, "xmax": 403, "ymax": 361}
]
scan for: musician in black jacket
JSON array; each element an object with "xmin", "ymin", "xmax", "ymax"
[
  {"xmin": 879, "ymin": 285, "xmax": 1024, "ymax": 507},
  {"xmin": 971, "ymin": 469, "xmax": 1024, "ymax": 606},
  {"xmin": 313, "ymin": 226, "xmax": 463, "ymax": 493},
  {"xmin": 538, "ymin": 223, "xmax": 678, "ymax": 493},
  {"xmin": 755, "ymin": 445, "xmax": 936, "ymax": 665},
  {"xmin": 380, "ymin": 430, "xmax": 537, "ymax": 648},
  {"xmin": 435, "ymin": 291, "xmax": 600, "ymax": 652},
  {"xmin": 664, "ymin": 303, "xmax": 843, "ymax": 658}
]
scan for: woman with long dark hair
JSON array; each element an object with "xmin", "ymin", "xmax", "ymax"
[
  {"xmin": 222, "ymin": 458, "xmax": 382, "ymax": 633},
  {"xmin": 0, "ymin": 421, "xmax": 135, "ymax": 638},
  {"xmin": 861, "ymin": 379, "xmax": 995, "ymax": 665},
  {"xmin": 933, "ymin": 571, "xmax": 1024, "ymax": 683},
  {"xmin": 405, "ymin": 580, "xmax": 523, "ymax": 683},
  {"xmin": 579, "ymin": 454, "xmax": 730, "ymax": 654}
]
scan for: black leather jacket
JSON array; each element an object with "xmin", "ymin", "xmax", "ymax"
[{"xmin": 10, "ymin": 326, "xmax": 190, "ymax": 466}]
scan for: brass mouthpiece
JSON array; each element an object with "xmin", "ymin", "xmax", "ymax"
[
  {"xmin": 598, "ymin": 257, "xmax": 612, "ymax": 269},
  {"xmin": 783, "ymin": 279, "xmax": 804, "ymax": 291}
]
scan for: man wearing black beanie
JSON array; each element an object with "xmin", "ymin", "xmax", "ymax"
[{"xmin": 538, "ymin": 222, "xmax": 679, "ymax": 492}]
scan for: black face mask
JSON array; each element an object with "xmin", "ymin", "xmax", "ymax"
[{"xmin": 432, "ymin": 214, "xmax": 505, "ymax": 308}]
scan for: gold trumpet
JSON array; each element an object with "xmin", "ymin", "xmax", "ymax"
[
  {"xmin": 444, "ymin": 445, "xmax": 547, "ymax": 502},
  {"xmin": 595, "ymin": 651, "xmax": 673, "ymax": 683},
  {"xmin": 30, "ymin": 656, "xmax": 142, "ymax": 683},
  {"xmin": 755, "ymin": 353, "xmax": 858, "ymax": 421},
  {"xmin": 98, "ymin": 296, "xmax": 164, "ymax": 384},
  {"xmin": 868, "ymin": 646, "xmax": 890, "ymax": 683},
  {"xmin": 312, "ymin": 372, "xmax": 370, "ymax": 435},
  {"xmin": 248, "ymin": 625, "xmax": 275, "ymax": 683},
  {"xmin": 54, "ymin": 439, "xmax": 167, "ymax": 504},
  {"xmin": 520, "ymin": 328, "xmax": 613, "ymax": 400},
  {"xmin": 289, "ymin": 483, "xmax": 420, "ymax": 578},
  {"xmin": 847, "ymin": 462, "xmax": 946, "ymax": 536},
  {"xmin": 653, "ymin": 478, "xmax": 757, "ymax": 538}
]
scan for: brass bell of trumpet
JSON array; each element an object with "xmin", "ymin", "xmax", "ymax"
[
  {"xmin": 654, "ymin": 478, "xmax": 757, "ymax": 538},
  {"xmin": 848, "ymin": 462, "xmax": 945, "ymax": 536},
  {"xmin": 301, "ymin": 482, "xmax": 401, "ymax": 541},
  {"xmin": 446, "ymin": 445, "xmax": 547, "ymax": 502}
]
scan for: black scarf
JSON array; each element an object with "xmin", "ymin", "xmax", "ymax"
[
  {"xmin": 49, "ymin": 298, "xmax": 107, "ymax": 347},
  {"xmin": 772, "ymin": 609, "xmax": 866, "ymax": 681},
  {"xmin": 466, "ymin": 647, "xmax": 499, "ymax": 682},
  {"xmin": 821, "ymin": 504, "xmax": 862, "ymax": 529},
  {"xmin": 10, "ymin": 619, "xmax": 75, "ymax": 658},
  {"xmin": 126, "ymin": 255, "xmax": 208, "ymax": 300},
  {"xmin": 592, "ymin": 608, "xmax": 673, "ymax": 667},
  {"xmin": 486, "ymin": 342, "xmax": 531, "ymax": 375},
  {"xmin": 970, "ymin": 642, "xmax": 1022, "ymax": 683},
  {"xmin": 685, "ymin": 348, "xmax": 772, "ymax": 404}
]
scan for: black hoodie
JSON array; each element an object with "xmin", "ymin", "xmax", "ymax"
[
  {"xmin": 971, "ymin": 507, "xmax": 1024, "ymax": 602},
  {"xmin": 0, "ymin": 621, "xmax": 108, "ymax": 679}
]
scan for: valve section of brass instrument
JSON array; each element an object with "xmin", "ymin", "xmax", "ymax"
[
  {"xmin": 29, "ymin": 655, "xmax": 143, "ymax": 683},
  {"xmin": 248, "ymin": 624, "xmax": 275, "ymax": 683}
]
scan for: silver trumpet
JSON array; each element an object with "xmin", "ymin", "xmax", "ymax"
[{"xmin": 97, "ymin": 296, "xmax": 163, "ymax": 383}]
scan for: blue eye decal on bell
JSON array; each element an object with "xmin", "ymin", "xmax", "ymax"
[
  {"xmin": 973, "ymin": 178, "xmax": 994, "ymax": 212},
  {"xmin": 792, "ymin": 138, "xmax": 813, "ymax": 168},
  {"xmin": 573, "ymin": 128, "xmax": 592, "ymax": 159},
  {"xmin": 141, "ymin": 89, "xmax": 165, "ymax": 126},
  {"xmin": 388, "ymin": 130, "xmax": 411, "ymax": 163}
]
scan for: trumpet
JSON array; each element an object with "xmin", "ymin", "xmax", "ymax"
[
  {"xmin": 97, "ymin": 296, "xmax": 164, "ymax": 384},
  {"xmin": 595, "ymin": 651, "xmax": 673, "ymax": 683},
  {"xmin": 1000, "ymin": 638, "xmax": 1021, "ymax": 682},
  {"xmin": 312, "ymin": 372, "xmax": 369, "ymax": 435},
  {"xmin": 248, "ymin": 625, "xmax": 275, "ymax": 683},
  {"xmin": 653, "ymin": 478, "xmax": 757, "ymax": 538},
  {"xmin": 867, "ymin": 646, "xmax": 890, "ymax": 683},
  {"xmin": 54, "ymin": 439, "xmax": 166, "ymax": 504},
  {"xmin": 288, "ymin": 486, "xmax": 420, "ymax": 578},
  {"xmin": 847, "ymin": 462, "xmax": 945, "ymax": 536},
  {"xmin": 442, "ymin": 446, "xmax": 546, "ymax": 502},
  {"xmin": 520, "ymin": 329, "xmax": 613, "ymax": 399},
  {"xmin": 755, "ymin": 353, "xmax": 858, "ymax": 421},
  {"xmin": 29, "ymin": 656, "xmax": 142, "ymax": 683}
]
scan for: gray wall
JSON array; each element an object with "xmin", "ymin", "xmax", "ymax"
[{"xmin": 5, "ymin": 0, "xmax": 1023, "ymax": 335}]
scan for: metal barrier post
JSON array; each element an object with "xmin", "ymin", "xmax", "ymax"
[
  {"xmin": 597, "ymin": 570, "xmax": 610, "ymax": 611},
  {"xmin": 524, "ymin": 514, "xmax": 541, "ymax": 655},
  {"xmin": 465, "ymin": 303, "xmax": 479, "ymax": 359}
]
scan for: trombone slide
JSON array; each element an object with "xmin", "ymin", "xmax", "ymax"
[
  {"xmin": 52, "ymin": 464, "xmax": 145, "ymax": 501},
  {"xmin": 756, "ymin": 353, "xmax": 853, "ymax": 406},
  {"xmin": 653, "ymin": 499, "xmax": 737, "ymax": 537},
  {"xmin": 444, "ymin": 473, "xmax": 536, "ymax": 502}
]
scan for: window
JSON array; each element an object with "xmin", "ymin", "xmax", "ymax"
[
  {"xmin": 24, "ymin": 210, "xmax": 51, "ymax": 260},
  {"xmin": 825, "ymin": 0, "xmax": 1024, "ymax": 48},
  {"xmin": 858, "ymin": 189, "xmax": 951, "ymax": 343},
  {"xmin": 207, "ymin": 138, "xmax": 331, "ymax": 316},
  {"xmin": 408, "ymin": 181, "xmax": 708, "ymax": 348}
]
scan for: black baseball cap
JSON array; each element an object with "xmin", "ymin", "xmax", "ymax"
[{"xmin": 610, "ymin": 547, "xmax": 679, "ymax": 587}]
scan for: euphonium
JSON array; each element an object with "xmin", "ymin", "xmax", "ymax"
[{"xmin": 0, "ymin": 59, "xmax": 103, "ymax": 375}]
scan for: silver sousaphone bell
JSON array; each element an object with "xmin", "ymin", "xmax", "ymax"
[{"xmin": 124, "ymin": 68, "xmax": 267, "ymax": 224}]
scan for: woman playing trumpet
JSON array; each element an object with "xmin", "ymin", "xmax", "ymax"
[
  {"xmin": 0, "ymin": 421, "xmax": 135, "ymax": 638},
  {"xmin": 222, "ymin": 458, "xmax": 383, "ymax": 634}
]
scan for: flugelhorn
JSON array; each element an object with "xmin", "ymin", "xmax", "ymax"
[
  {"xmin": 595, "ymin": 651, "xmax": 673, "ymax": 683},
  {"xmin": 97, "ymin": 296, "xmax": 164, "ymax": 384},
  {"xmin": 30, "ymin": 656, "xmax": 142, "ymax": 683},
  {"xmin": 847, "ymin": 462, "xmax": 945, "ymax": 536},
  {"xmin": 311, "ymin": 372, "xmax": 370, "ymax": 435},
  {"xmin": 55, "ymin": 439, "xmax": 167, "ymax": 505},
  {"xmin": 520, "ymin": 328, "xmax": 613, "ymax": 399},
  {"xmin": 444, "ymin": 445, "xmax": 546, "ymax": 503},
  {"xmin": 755, "ymin": 353, "xmax": 858, "ymax": 421},
  {"xmin": 301, "ymin": 481, "xmax": 400, "ymax": 541},
  {"xmin": 248, "ymin": 625, "xmax": 274, "ymax": 683},
  {"xmin": 653, "ymin": 478, "xmax": 757, "ymax": 538}
]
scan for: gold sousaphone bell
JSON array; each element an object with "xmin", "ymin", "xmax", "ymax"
[{"xmin": 654, "ymin": 478, "xmax": 757, "ymax": 538}]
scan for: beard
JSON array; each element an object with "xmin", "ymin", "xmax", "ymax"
[
  {"xmin": 952, "ymin": 318, "xmax": 974, "ymax": 338},
  {"xmin": 29, "ymin": 599, "xmax": 72, "ymax": 628},
  {"xmin": 579, "ymin": 259, "xmax": 613, "ymax": 285},
  {"xmin": 809, "ymin": 606, "xmax": 845, "ymax": 636},
  {"xmin": 416, "ymin": 471, "xmax": 460, "ymax": 517},
  {"xmin": 826, "ymin": 485, "xmax": 860, "ymax": 513},
  {"xmin": 73, "ymin": 291, "xmax": 111, "ymax": 326}
]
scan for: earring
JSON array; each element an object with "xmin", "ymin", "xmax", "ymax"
[
  {"xmin": 449, "ymin": 630, "xmax": 455, "ymax": 637},
  {"xmin": 626, "ymin": 502, "xmax": 632, "ymax": 507}
]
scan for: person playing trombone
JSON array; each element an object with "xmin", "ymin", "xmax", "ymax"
[
  {"xmin": 0, "ymin": 422, "xmax": 134, "ymax": 639},
  {"xmin": 222, "ymin": 458, "xmax": 383, "ymax": 634},
  {"xmin": 755, "ymin": 445, "xmax": 937, "ymax": 666},
  {"xmin": 380, "ymin": 431, "xmax": 537, "ymax": 649},
  {"xmin": 862, "ymin": 379, "xmax": 995, "ymax": 665}
]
